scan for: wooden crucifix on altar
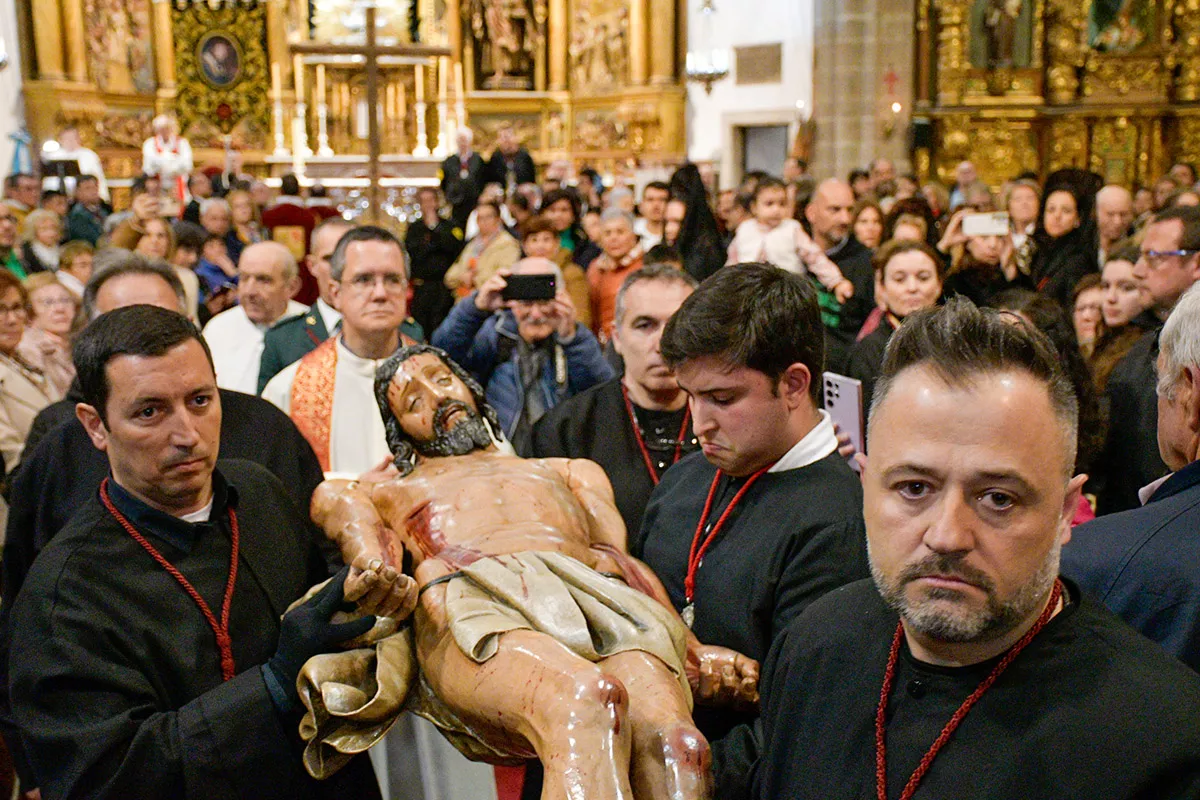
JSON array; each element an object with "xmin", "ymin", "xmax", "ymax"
[{"xmin": 291, "ymin": 3, "xmax": 451, "ymax": 222}]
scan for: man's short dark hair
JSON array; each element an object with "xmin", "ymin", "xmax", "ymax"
[
  {"xmin": 74, "ymin": 305, "xmax": 212, "ymax": 424},
  {"xmin": 660, "ymin": 263, "xmax": 825, "ymax": 404},
  {"xmin": 643, "ymin": 181, "xmax": 670, "ymax": 198},
  {"xmin": 329, "ymin": 225, "xmax": 404, "ymax": 281},
  {"xmin": 644, "ymin": 243, "xmax": 683, "ymax": 268},
  {"xmin": 310, "ymin": 184, "xmax": 328, "ymax": 198},
  {"xmin": 1150, "ymin": 205, "xmax": 1200, "ymax": 251},
  {"xmin": 848, "ymin": 168, "xmax": 870, "ymax": 185},
  {"xmin": 40, "ymin": 189, "xmax": 66, "ymax": 205},
  {"xmin": 75, "ymin": 174, "xmax": 99, "ymax": 188},
  {"xmin": 870, "ymin": 297, "xmax": 1079, "ymax": 474},
  {"xmin": 374, "ymin": 344, "xmax": 501, "ymax": 475},
  {"xmin": 187, "ymin": 173, "xmax": 208, "ymax": 192},
  {"xmin": 280, "ymin": 174, "xmax": 301, "ymax": 197},
  {"xmin": 614, "ymin": 263, "xmax": 696, "ymax": 326},
  {"xmin": 83, "ymin": 250, "xmax": 187, "ymax": 321}
]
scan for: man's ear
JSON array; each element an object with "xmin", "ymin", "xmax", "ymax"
[
  {"xmin": 286, "ymin": 274, "xmax": 301, "ymax": 300},
  {"xmin": 1059, "ymin": 473, "xmax": 1088, "ymax": 545},
  {"xmin": 1182, "ymin": 365, "xmax": 1200, "ymax": 434},
  {"xmin": 781, "ymin": 362, "xmax": 813, "ymax": 409},
  {"xmin": 75, "ymin": 402, "xmax": 110, "ymax": 453},
  {"xmin": 328, "ymin": 278, "xmax": 342, "ymax": 309}
]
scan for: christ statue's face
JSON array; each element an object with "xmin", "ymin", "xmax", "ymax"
[{"xmin": 387, "ymin": 352, "xmax": 491, "ymax": 457}]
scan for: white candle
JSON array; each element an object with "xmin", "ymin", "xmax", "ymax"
[
  {"xmin": 293, "ymin": 55, "xmax": 304, "ymax": 104},
  {"xmin": 438, "ymin": 56, "xmax": 448, "ymax": 102},
  {"xmin": 272, "ymin": 62, "xmax": 282, "ymax": 101},
  {"xmin": 316, "ymin": 65, "xmax": 326, "ymax": 106},
  {"xmin": 415, "ymin": 64, "xmax": 425, "ymax": 103}
]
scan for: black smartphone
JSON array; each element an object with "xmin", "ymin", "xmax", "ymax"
[{"xmin": 502, "ymin": 273, "xmax": 557, "ymax": 302}]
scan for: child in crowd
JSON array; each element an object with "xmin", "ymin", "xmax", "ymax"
[{"xmin": 728, "ymin": 177, "xmax": 854, "ymax": 302}]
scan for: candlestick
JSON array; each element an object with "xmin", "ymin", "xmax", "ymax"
[
  {"xmin": 293, "ymin": 55, "xmax": 304, "ymax": 104},
  {"xmin": 415, "ymin": 64, "xmax": 425, "ymax": 104},
  {"xmin": 435, "ymin": 97, "xmax": 449, "ymax": 157},
  {"xmin": 272, "ymin": 62, "xmax": 282, "ymax": 101},
  {"xmin": 413, "ymin": 101, "xmax": 430, "ymax": 157},
  {"xmin": 273, "ymin": 99, "xmax": 288, "ymax": 156},
  {"xmin": 292, "ymin": 106, "xmax": 308, "ymax": 177}
]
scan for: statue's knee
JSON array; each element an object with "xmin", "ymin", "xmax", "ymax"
[
  {"xmin": 661, "ymin": 725, "xmax": 711, "ymax": 772},
  {"xmin": 544, "ymin": 671, "xmax": 630, "ymax": 727}
]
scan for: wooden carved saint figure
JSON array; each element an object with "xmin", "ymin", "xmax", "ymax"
[
  {"xmin": 300, "ymin": 345, "xmax": 760, "ymax": 798},
  {"xmin": 471, "ymin": 0, "xmax": 537, "ymax": 88}
]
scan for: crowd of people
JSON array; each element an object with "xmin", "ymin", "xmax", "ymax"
[{"xmin": 0, "ymin": 115, "xmax": 1197, "ymax": 800}]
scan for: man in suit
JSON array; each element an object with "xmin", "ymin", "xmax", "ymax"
[
  {"xmin": 258, "ymin": 219, "xmax": 423, "ymax": 393},
  {"xmin": 440, "ymin": 127, "xmax": 487, "ymax": 230},
  {"xmin": 485, "ymin": 125, "xmax": 536, "ymax": 196},
  {"xmin": 1063, "ymin": 282, "xmax": 1200, "ymax": 672}
]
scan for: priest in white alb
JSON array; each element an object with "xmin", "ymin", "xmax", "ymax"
[
  {"xmin": 201, "ymin": 241, "xmax": 306, "ymax": 394},
  {"xmin": 141, "ymin": 114, "xmax": 193, "ymax": 206},
  {"xmin": 261, "ymin": 225, "xmax": 499, "ymax": 800},
  {"xmin": 43, "ymin": 126, "xmax": 110, "ymax": 201}
]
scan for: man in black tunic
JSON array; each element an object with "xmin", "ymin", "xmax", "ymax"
[
  {"xmin": 7, "ymin": 306, "xmax": 416, "ymax": 799},
  {"xmin": 753, "ymin": 300, "xmax": 1200, "ymax": 799},
  {"xmin": 633, "ymin": 263, "xmax": 868, "ymax": 787},
  {"xmin": 532, "ymin": 265, "xmax": 698, "ymax": 534},
  {"xmin": 405, "ymin": 186, "xmax": 465, "ymax": 336}
]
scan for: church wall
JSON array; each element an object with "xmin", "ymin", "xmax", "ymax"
[
  {"xmin": 684, "ymin": 0, "xmax": 815, "ymax": 183},
  {"xmin": 0, "ymin": 0, "xmax": 26, "ymax": 173}
]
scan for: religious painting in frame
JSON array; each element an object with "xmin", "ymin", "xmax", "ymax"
[
  {"xmin": 197, "ymin": 32, "xmax": 243, "ymax": 88},
  {"xmin": 1088, "ymin": 0, "xmax": 1156, "ymax": 54},
  {"xmin": 171, "ymin": 0, "xmax": 271, "ymax": 146}
]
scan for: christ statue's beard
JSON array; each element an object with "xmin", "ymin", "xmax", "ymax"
[{"xmin": 412, "ymin": 400, "xmax": 493, "ymax": 458}]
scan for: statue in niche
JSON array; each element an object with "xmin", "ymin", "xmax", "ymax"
[
  {"xmin": 969, "ymin": 0, "xmax": 1032, "ymax": 69},
  {"xmin": 1088, "ymin": 0, "xmax": 1152, "ymax": 53},
  {"xmin": 469, "ymin": 0, "xmax": 537, "ymax": 89},
  {"xmin": 299, "ymin": 345, "xmax": 758, "ymax": 797}
]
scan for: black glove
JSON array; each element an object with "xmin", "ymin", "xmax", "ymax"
[{"xmin": 263, "ymin": 565, "xmax": 376, "ymax": 710}]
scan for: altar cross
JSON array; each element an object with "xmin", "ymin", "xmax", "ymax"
[{"xmin": 291, "ymin": 3, "xmax": 450, "ymax": 222}]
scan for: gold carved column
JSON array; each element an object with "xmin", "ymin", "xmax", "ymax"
[
  {"xmin": 630, "ymin": 0, "xmax": 649, "ymax": 86},
  {"xmin": 648, "ymin": 0, "xmax": 675, "ymax": 85},
  {"xmin": 62, "ymin": 0, "xmax": 87, "ymax": 82},
  {"xmin": 32, "ymin": 0, "xmax": 65, "ymax": 81},
  {"xmin": 549, "ymin": 0, "xmax": 567, "ymax": 90},
  {"xmin": 152, "ymin": 0, "xmax": 176, "ymax": 108}
]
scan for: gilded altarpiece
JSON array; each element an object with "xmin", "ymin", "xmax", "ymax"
[
  {"xmin": 918, "ymin": 0, "xmax": 1200, "ymax": 190},
  {"xmin": 22, "ymin": 0, "xmax": 686, "ymax": 185}
]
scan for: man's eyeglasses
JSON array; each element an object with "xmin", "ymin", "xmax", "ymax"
[
  {"xmin": 343, "ymin": 272, "xmax": 406, "ymax": 294},
  {"xmin": 1139, "ymin": 249, "xmax": 1200, "ymax": 269}
]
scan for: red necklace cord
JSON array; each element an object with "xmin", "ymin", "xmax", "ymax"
[
  {"xmin": 874, "ymin": 578, "xmax": 1064, "ymax": 800},
  {"xmin": 620, "ymin": 383, "xmax": 691, "ymax": 486},
  {"xmin": 684, "ymin": 464, "xmax": 774, "ymax": 603},
  {"xmin": 100, "ymin": 478, "xmax": 241, "ymax": 682}
]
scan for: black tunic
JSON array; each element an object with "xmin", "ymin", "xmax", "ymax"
[
  {"xmin": 635, "ymin": 450, "xmax": 868, "ymax": 747},
  {"xmin": 7, "ymin": 461, "xmax": 380, "ymax": 799},
  {"xmin": 405, "ymin": 216, "xmax": 465, "ymax": 336},
  {"xmin": 753, "ymin": 578, "xmax": 1200, "ymax": 799},
  {"xmin": 531, "ymin": 378, "xmax": 697, "ymax": 536},
  {"xmin": 845, "ymin": 319, "xmax": 895, "ymax": 426}
]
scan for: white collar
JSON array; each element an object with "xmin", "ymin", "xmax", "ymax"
[
  {"xmin": 271, "ymin": 195, "xmax": 305, "ymax": 207},
  {"xmin": 316, "ymin": 297, "xmax": 341, "ymax": 332},
  {"xmin": 179, "ymin": 498, "xmax": 213, "ymax": 523},
  {"xmin": 1139, "ymin": 474, "xmax": 1172, "ymax": 505},
  {"xmin": 768, "ymin": 410, "xmax": 838, "ymax": 473},
  {"xmin": 336, "ymin": 334, "xmax": 392, "ymax": 374}
]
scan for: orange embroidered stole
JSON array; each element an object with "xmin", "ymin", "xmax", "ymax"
[{"xmin": 289, "ymin": 337, "xmax": 339, "ymax": 472}]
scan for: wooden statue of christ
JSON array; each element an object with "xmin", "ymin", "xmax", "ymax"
[{"xmin": 303, "ymin": 344, "xmax": 758, "ymax": 799}]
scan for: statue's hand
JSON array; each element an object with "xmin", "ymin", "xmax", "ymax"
[
  {"xmin": 686, "ymin": 644, "xmax": 760, "ymax": 713},
  {"xmin": 345, "ymin": 558, "xmax": 419, "ymax": 621}
]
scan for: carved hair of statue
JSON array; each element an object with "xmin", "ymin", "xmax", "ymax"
[{"xmin": 374, "ymin": 343, "xmax": 502, "ymax": 475}]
